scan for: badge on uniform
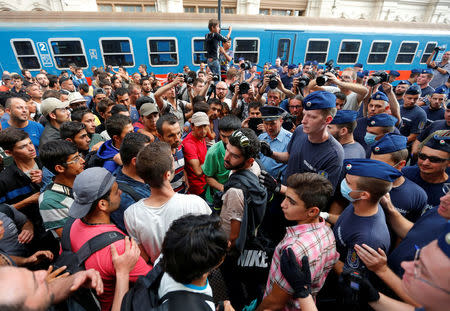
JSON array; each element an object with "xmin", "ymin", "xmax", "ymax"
[
  {"xmin": 346, "ymin": 164, "xmax": 352, "ymax": 170},
  {"xmin": 306, "ymin": 102, "xmax": 311, "ymax": 107}
]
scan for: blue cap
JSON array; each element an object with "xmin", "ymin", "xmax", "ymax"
[
  {"xmin": 343, "ymin": 158, "xmax": 402, "ymax": 182},
  {"xmin": 434, "ymin": 87, "xmax": 447, "ymax": 94},
  {"xmin": 371, "ymin": 91, "xmax": 389, "ymax": 102},
  {"xmin": 389, "ymin": 70, "xmax": 400, "ymax": 77},
  {"xmin": 331, "ymin": 110, "xmax": 357, "ymax": 124},
  {"xmin": 304, "ymin": 61, "xmax": 312, "ymax": 66},
  {"xmin": 318, "ymin": 65, "xmax": 324, "ymax": 70},
  {"xmin": 397, "ymin": 80, "xmax": 411, "ymax": 85},
  {"xmin": 411, "ymin": 69, "xmax": 421, "ymax": 74},
  {"xmin": 437, "ymin": 221, "xmax": 450, "ymax": 259},
  {"xmin": 356, "ymin": 72, "xmax": 365, "ymax": 79},
  {"xmin": 425, "ymin": 134, "xmax": 450, "ymax": 153},
  {"xmin": 288, "ymin": 64, "xmax": 297, "ymax": 70},
  {"xmin": 354, "ymin": 63, "xmax": 363, "ymax": 68},
  {"xmin": 260, "ymin": 106, "xmax": 286, "ymax": 121},
  {"xmin": 371, "ymin": 133, "xmax": 407, "ymax": 154},
  {"xmin": 367, "ymin": 113, "xmax": 397, "ymax": 127},
  {"xmin": 303, "ymin": 91, "xmax": 336, "ymax": 110},
  {"xmin": 422, "ymin": 68, "xmax": 433, "ymax": 74},
  {"xmin": 312, "ymin": 60, "xmax": 318, "ymax": 66},
  {"xmin": 362, "ymin": 70, "xmax": 370, "ymax": 76},
  {"xmin": 405, "ymin": 84, "xmax": 421, "ymax": 95},
  {"xmin": 238, "ymin": 57, "xmax": 245, "ymax": 61}
]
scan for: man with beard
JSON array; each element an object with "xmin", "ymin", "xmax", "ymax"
[
  {"xmin": 39, "ymin": 97, "xmax": 71, "ymax": 146},
  {"xmin": 140, "ymin": 76, "xmax": 153, "ymax": 98},
  {"xmin": 400, "ymin": 85, "xmax": 427, "ymax": 144},
  {"xmin": 421, "ymin": 89, "xmax": 447, "ymax": 126},
  {"xmin": 215, "ymin": 81, "xmax": 232, "ymax": 110},
  {"xmin": 327, "ymin": 110, "xmax": 365, "ymax": 159},
  {"xmin": 393, "ymin": 80, "xmax": 409, "ymax": 106},
  {"xmin": 70, "ymin": 109, "xmax": 105, "ymax": 150},
  {"xmin": 137, "ymin": 103, "xmax": 159, "ymax": 141},
  {"xmin": 35, "ymin": 73, "xmax": 49, "ymax": 92}
]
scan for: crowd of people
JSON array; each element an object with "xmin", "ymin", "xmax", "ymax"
[{"xmin": 0, "ymin": 19, "xmax": 449, "ymax": 311}]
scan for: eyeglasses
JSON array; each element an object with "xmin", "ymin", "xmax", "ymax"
[
  {"xmin": 413, "ymin": 248, "xmax": 450, "ymax": 295},
  {"xmin": 417, "ymin": 152, "xmax": 450, "ymax": 163},
  {"xmin": 231, "ymin": 130, "xmax": 250, "ymax": 147},
  {"xmin": 65, "ymin": 154, "xmax": 83, "ymax": 165}
]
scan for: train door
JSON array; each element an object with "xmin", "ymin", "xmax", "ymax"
[{"xmin": 271, "ymin": 33, "xmax": 297, "ymax": 64}]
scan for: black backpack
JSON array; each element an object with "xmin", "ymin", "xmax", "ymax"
[
  {"xmin": 121, "ymin": 263, "xmax": 214, "ymax": 311},
  {"xmin": 52, "ymin": 217, "xmax": 125, "ymax": 311},
  {"xmin": 84, "ymin": 150, "xmax": 113, "ymax": 169}
]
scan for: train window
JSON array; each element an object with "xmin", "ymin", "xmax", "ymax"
[
  {"xmin": 367, "ymin": 41, "xmax": 391, "ymax": 64},
  {"xmin": 192, "ymin": 38, "xmax": 207, "ymax": 65},
  {"xmin": 305, "ymin": 39, "xmax": 329, "ymax": 63},
  {"xmin": 395, "ymin": 41, "xmax": 418, "ymax": 64},
  {"xmin": 233, "ymin": 38, "xmax": 259, "ymax": 64},
  {"xmin": 147, "ymin": 38, "xmax": 178, "ymax": 66},
  {"xmin": 277, "ymin": 39, "xmax": 291, "ymax": 63},
  {"xmin": 421, "ymin": 42, "xmax": 437, "ymax": 64},
  {"xmin": 10, "ymin": 39, "xmax": 41, "ymax": 70},
  {"xmin": 49, "ymin": 39, "xmax": 88, "ymax": 69},
  {"xmin": 337, "ymin": 40, "xmax": 361, "ymax": 64},
  {"xmin": 100, "ymin": 38, "xmax": 134, "ymax": 67}
]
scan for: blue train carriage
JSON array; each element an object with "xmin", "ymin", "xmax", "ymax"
[{"xmin": 0, "ymin": 11, "xmax": 449, "ymax": 80}]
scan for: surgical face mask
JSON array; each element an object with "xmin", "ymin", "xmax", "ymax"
[
  {"xmin": 340, "ymin": 179, "xmax": 363, "ymax": 202},
  {"xmin": 364, "ymin": 132, "xmax": 378, "ymax": 145}
]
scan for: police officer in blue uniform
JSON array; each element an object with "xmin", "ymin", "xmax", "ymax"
[
  {"xmin": 333, "ymin": 159, "xmax": 400, "ymax": 276},
  {"xmin": 370, "ymin": 133, "xmax": 428, "ymax": 223},
  {"xmin": 400, "ymin": 84, "xmax": 427, "ymax": 145},
  {"xmin": 421, "ymin": 88, "xmax": 447, "ymax": 127},
  {"xmin": 361, "ymin": 113, "xmax": 398, "ymax": 158},
  {"xmin": 327, "ymin": 110, "xmax": 365, "ymax": 159}
]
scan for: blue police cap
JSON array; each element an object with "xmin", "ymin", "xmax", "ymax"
[
  {"xmin": 371, "ymin": 91, "xmax": 389, "ymax": 102},
  {"xmin": 260, "ymin": 106, "xmax": 286, "ymax": 121},
  {"xmin": 288, "ymin": 64, "xmax": 297, "ymax": 70},
  {"xmin": 362, "ymin": 70, "xmax": 369, "ymax": 76},
  {"xmin": 411, "ymin": 69, "xmax": 421, "ymax": 74},
  {"xmin": 303, "ymin": 91, "xmax": 336, "ymax": 110},
  {"xmin": 397, "ymin": 80, "xmax": 411, "ymax": 86},
  {"xmin": 312, "ymin": 60, "xmax": 318, "ymax": 66},
  {"xmin": 354, "ymin": 63, "xmax": 363, "ymax": 68},
  {"xmin": 367, "ymin": 113, "xmax": 397, "ymax": 127},
  {"xmin": 437, "ymin": 221, "xmax": 450, "ymax": 259},
  {"xmin": 405, "ymin": 84, "xmax": 421, "ymax": 95},
  {"xmin": 304, "ymin": 61, "xmax": 312, "ymax": 66},
  {"xmin": 371, "ymin": 133, "xmax": 407, "ymax": 154},
  {"xmin": 422, "ymin": 68, "xmax": 433, "ymax": 74},
  {"xmin": 238, "ymin": 57, "xmax": 245, "ymax": 61},
  {"xmin": 425, "ymin": 134, "xmax": 450, "ymax": 153},
  {"xmin": 331, "ymin": 110, "xmax": 357, "ymax": 124},
  {"xmin": 356, "ymin": 72, "xmax": 365, "ymax": 79},
  {"xmin": 318, "ymin": 65, "xmax": 324, "ymax": 70},
  {"xmin": 389, "ymin": 70, "xmax": 400, "ymax": 77},
  {"xmin": 344, "ymin": 159, "xmax": 402, "ymax": 182},
  {"xmin": 434, "ymin": 87, "xmax": 446, "ymax": 94}
]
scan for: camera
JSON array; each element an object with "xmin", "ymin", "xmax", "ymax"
[
  {"xmin": 268, "ymin": 73, "xmax": 279, "ymax": 89},
  {"xmin": 181, "ymin": 73, "xmax": 194, "ymax": 85},
  {"xmin": 296, "ymin": 75, "xmax": 310, "ymax": 89},
  {"xmin": 316, "ymin": 60, "xmax": 337, "ymax": 86},
  {"xmin": 229, "ymin": 81, "xmax": 250, "ymax": 95},
  {"xmin": 282, "ymin": 113, "xmax": 297, "ymax": 131},
  {"xmin": 212, "ymin": 74, "xmax": 220, "ymax": 82},
  {"xmin": 434, "ymin": 46, "xmax": 445, "ymax": 52},
  {"xmin": 367, "ymin": 71, "xmax": 389, "ymax": 87},
  {"xmin": 240, "ymin": 60, "xmax": 252, "ymax": 71}
]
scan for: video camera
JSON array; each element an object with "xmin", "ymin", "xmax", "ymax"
[
  {"xmin": 367, "ymin": 71, "xmax": 389, "ymax": 87},
  {"xmin": 316, "ymin": 60, "xmax": 338, "ymax": 86},
  {"xmin": 240, "ymin": 60, "xmax": 252, "ymax": 71},
  {"xmin": 434, "ymin": 46, "xmax": 445, "ymax": 52}
]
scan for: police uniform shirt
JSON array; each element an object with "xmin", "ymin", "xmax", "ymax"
[
  {"xmin": 402, "ymin": 165, "xmax": 450, "ymax": 207},
  {"xmin": 421, "ymin": 85, "xmax": 435, "ymax": 97},
  {"xmin": 333, "ymin": 203, "xmax": 390, "ymax": 274},
  {"xmin": 417, "ymin": 120, "xmax": 450, "ymax": 142},
  {"xmin": 400, "ymin": 105, "xmax": 427, "ymax": 137},
  {"xmin": 285, "ymin": 125, "xmax": 344, "ymax": 189},
  {"xmin": 421, "ymin": 105, "xmax": 445, "ymax": 127},
  {"xmin": 258, "ymin": 127, "xmax": 292, "ymax": 180},
  {"xmin": 389, "ymin": 177, "xmax": 428, "ymax": 222},
  {"xmin": 342, "ymin": 142, "xmax": 366, "ymax": 159},
  {"xmin": 281, "ymin": 74, "xmax": 294, "ymax": 90},
  {"xmin": 387, "ymin": 207, "xmax": 447, "ymax": 277}
]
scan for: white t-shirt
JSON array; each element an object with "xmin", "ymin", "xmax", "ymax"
[
  {"xmin": 158, "ymin": 273, "xmax": 214, "ymax": 310},
  {"xmin": 124, "ymin": 193, "xmax": 211, "ymax": 263},
  {"xmin": 323, "ymin": 86, "xmax": 360, "ymax": 111}
]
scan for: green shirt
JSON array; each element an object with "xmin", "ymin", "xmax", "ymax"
[
  {"xmin": 38, "ymin": 184, "xmax": 73, "ymax": 231},
  {"xmin": 201, "ymin": 141, "xmax": 229, "ymax": 203}
]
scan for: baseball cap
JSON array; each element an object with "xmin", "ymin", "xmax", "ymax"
[
  {"xmin": 140, "ymin": 103, "xmax": 159, "ymax": 116},
  {"xmin": 2, "ymin": 73, "xmax": 11, "ymax": 80},
  {"xmin": 93, "ymin": 88, "xmax": 106, "ymax": 97},
  {"xmin": 191, "ymin": 112, "xmax": 209, "ymax": 126},
  {"xmin": 69, "ymin": 167, "xmax": 116, "ymax": 219},
  {"xmin": 41, "ymin": 97, "xmax": 70, "ymax": 117},
  {"xmin": 68, "ymin": 92, "xmax": 86, "ymax": 104}
]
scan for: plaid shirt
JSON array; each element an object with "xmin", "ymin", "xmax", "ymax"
[{"xmin": 264, "ymin": 219, "xmax": 339, "ymax": 310}]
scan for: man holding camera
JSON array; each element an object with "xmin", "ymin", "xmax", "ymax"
[{"xmin": 426, "ymin": 47, "xmax": 450, "ymax": 89}]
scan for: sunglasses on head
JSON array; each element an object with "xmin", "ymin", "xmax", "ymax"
[
  {"xmin": 231, "ymin": 130, "xmax": 250, "ymax": 147},
  {"xmin": 418, "ymin": 152, "xmax": 450, "ymax": 163}
]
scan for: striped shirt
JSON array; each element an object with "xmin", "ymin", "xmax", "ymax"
[
  {"xmin": 171, "ymin": 145, "xmax": 186, "ymax": 193},
  {"xmin": 264, "ymin": 219, "xmax": 339, "ymax": 310},
  {"xmin": 38, "ymin": 183, "xmax": 73, "ymax": 233}
]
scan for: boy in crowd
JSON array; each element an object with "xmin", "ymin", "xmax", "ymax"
[{"xmin": 60, "ymin": 121, "xmax": 91, "ymax": 156}]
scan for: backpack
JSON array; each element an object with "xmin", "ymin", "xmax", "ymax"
[
  {"xmin": 121, "ymin": 263, "xmax": 214, "ymax": 311},
  {"xmin": 84, "ymin": 150, "xmax": 113, "ymax": 169},
  {"xmin": 117, "ymin": 182, "xmax": 145, "ymax": 202},
  {"xmin": 52, "ymin": 217, "xmax": 125, "ymax": 311}
]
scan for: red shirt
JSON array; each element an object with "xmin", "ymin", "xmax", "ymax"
[
  {"xmin": 70, "ymin": 219, "xmax": 152, "ymax": 311},
  {"xmin": 182, "ymin": 132, "xmax": 207, "ymax": 195}
]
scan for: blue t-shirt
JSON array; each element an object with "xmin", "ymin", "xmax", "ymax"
[
  {"xmin": 400, "ymin": 105, "xmax": 427, "ymax": 137},
  {"xmin": 421, "ymin": 106, "xmax": 445, "ymax": 127},
  {"xmin": 333, "ymin": 204, "xmax": 391, "ymax": 274},
  {"xmin": 390, "ymin": 177, "xmax": 428, "ymax": 222},
  {"xmin": 285, "ymin": 125, "xmax": 344, "ymax": 190},
  {"xmin": 281, "ymin": 75, "xmax": 294, "ymax": 90},
  {"xmin": 418, "ymin": 120, "xmax": 450, "ymax": 142},
  {"xmin": 402, "ymin": 165, "xmax": 449, "ymax": 207},
  {"xmin": 387, "ymin": 207, "xmax": 446, "ymax": 277},
  {"xmin": 1, "ymin": 120, "xmax": 44, "ymax": 154},
  {"xmin": 130, "ymin": 106, "xmax": 139, "ymax": 124},
  {"xmin": 342, "ymin": 142, "xmax": 366, "ymax": 159},
  {"xmin": 258, "ymin": 128, "xmax": 292, "ymax": 180},
  {"xmin": 420, "ymin": 85, "xmax": 435, "ymax": 97}
]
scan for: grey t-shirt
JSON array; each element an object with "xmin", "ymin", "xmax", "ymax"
[
  {"xmin": 323, "ymin": 86, "xmax": 360, "ymax": 111},
  {"xmin": 430, "ymin": 62, "xmax": 450, "ymax": 89},
  {"xmin": 0, "ymin": 205, "xmax": 28, "ymax": 256}
]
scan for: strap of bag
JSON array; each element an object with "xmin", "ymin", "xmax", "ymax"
[
  {"xmin": 159, "ymin": 290, "xmax": 214, "ymax": 304},
  {"xmin": 60, "ymin": 217, "xmax": 77, "ymax": 251},
  {"xmin": 76, "ymin": 231, "xmax": 125, "ymax": 265},
  {"xmin": 117, "ymin": 182, "xmax": 144, "ymax": 202}
]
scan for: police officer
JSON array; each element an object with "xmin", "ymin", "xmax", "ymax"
[
  {"xmin": 363, "ymin": 113, "xmax": 398, "ymax": 157},
  {"xmin": 327, "ymin": 110, "xmax": 365, "ymax": 159},
  {"xmin": 370, "ymin": 133, "xmax": 427, "ymax": 223},
  {"xmin": 420, "ymin": 88, "xmax": 447, "ymax": 126},
  {"xmin": 400, "ymin": 85, "xmax": 427, "ymax": 144}
]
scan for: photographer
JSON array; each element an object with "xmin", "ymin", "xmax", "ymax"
[
  {"xmin": 426, "ymin": 47, "xmax": 450, "ymax": 89},
  {"xmin": 258, "ymin": 72, "xmax": 295, "ymax": 104},
  {"xmin": 230, "ymin": 81, "xmax": 256, "ymax": 120}
]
